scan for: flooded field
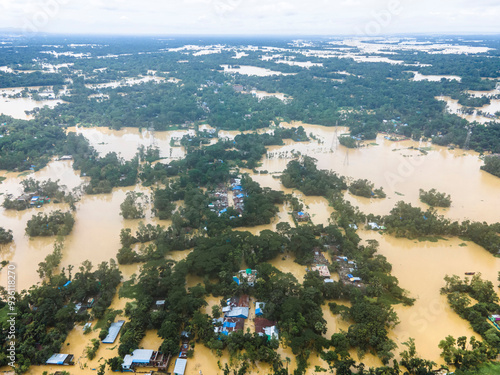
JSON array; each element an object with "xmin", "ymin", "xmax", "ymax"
[
  {"xmin": 358, "ymin": 230, "xmax": 500, "ymax": 365},
  {"xmin": 66, "ymin": 126, "xmax": 191, "ymax": 160},
  {"xmin": 410, "ymin": 72, "xmax": 462, "ymax": 82},
  {"xmin": 0, "ymin": 86, "xmax": 64, "ymax": 120},
  {"xmin": 275, "ymin": 60, "xmax": 323, "ymax": 68},
  {"xmin": 437, "ymin": 95, "xmax": 500, "ymax": 124},
  {"xmin": 84, "ymin": 76, "xmax": 166, "ymax": 90},
  {"xmin": 1, "ymin": 119, "xmax": 500, "ymax": 374},
  {"xmin": 249, "ymin": 90, "xmax": 291, "ymax": 102},
  {"xmin": 220, "ymin": 65, "xmax": 297, "ymax": 77}
]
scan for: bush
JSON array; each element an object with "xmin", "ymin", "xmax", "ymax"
[
  {"xmin": 25, "ymin": 210, "xmax": 75, "ymax": 236},
  {"xmin": 481, "ymin": 155, "xmax": 500, "ymax": 178},
  {"xmin": 349, "ymin": 179, "xmax": 386, "ymax": 199},
  {"xmin": 120, "ymin": 191, "xmax": 146, "ymax": 219},
  {"xmin": 0, "ymin": 227, "xmax": 13, "ymax": 244},
  {"xmin": 419, "ymin": 188, "xmax": 452, "ymax": 207},
  {"xmin": 339, "ymin": 136, "xmax": 358, "ymax": 148}
]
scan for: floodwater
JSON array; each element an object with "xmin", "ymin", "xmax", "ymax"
[
  {"xmin": 0, "ymin": 86, "xmax": 64, "ymax": 120},
  {"xmin": 358, "ymin": 230, "xmax": 500, "ymax": 365},
  {"xmin": 20, "ymin": 289, "xmax": 136, "ymax": 375},
  {"xmin": 259, "ymin": 122, "xmax": 500, "ymax": 224},
  {"xmin": 1, "ymin": 120, "xmax": 500, "ymax": 374},
  {"xmin": 410, "ymin": 72, "xmax": 461, "ymax": 82},
  {"xmin": 437, "ymin": 95, "xmax": 500, "ymax": 124},
  {"xmin": 84, "ymin": 76, "xmax": 166, "ymax": 90},
  {"xmin": 0, "ymin": 160, "xmax": 162, "ymax": 291},
  {"xmin": 66, "ymin": 126, "xmax": 192, "ymax": 160},
  {"xmin": 249, "ymin": 89, "xmax": 291, "ymax": 102},
  {"xmin": 220, "ymin": 65, "xmax": 297, "ymax": 77},
  {"xmin": 275, "ymin": 60, "xmax": 323, "ymax": 68}
]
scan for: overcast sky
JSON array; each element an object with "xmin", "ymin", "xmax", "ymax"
[{"xmin": 1, "ymin": 0, "xmax": 499, "ymax": 36}]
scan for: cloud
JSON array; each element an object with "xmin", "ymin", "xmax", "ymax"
[{"xmin": 0, "ymin": 0, "xmax": 499, "ymax": 35}]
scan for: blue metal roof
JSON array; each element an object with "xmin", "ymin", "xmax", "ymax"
[{"xmin": 102, "ymin": 320, "xmax": 125, "ymax": 344}]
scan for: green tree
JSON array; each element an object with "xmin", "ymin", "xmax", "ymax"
[
  {"xmin": 0, "ymin": 227, "xmax": 13, "ymax": 244},
  {"xmin": 120, "ymin": 191, "xmax": 146, "ymax": 219}
]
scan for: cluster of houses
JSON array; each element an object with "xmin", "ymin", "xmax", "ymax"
[
  {"xmin": 208, "ymin": 185, "xmax": 229, "ymax": 215},
  {"xmin": 307, "ymin": 244, "xmax": 365, "ymax": 288},
  {"xmin": 14, "ymin": 193, "xmax": 51, "ymax": 208},
  {"xmin": 122, "ymin": 350, "xmax": 170, "ymax": 372},
  {"xmin": 214, "ymin": 295, "xmax": 250, "ymax": 335},
  {"xmin": 206, "ymin": 178, "xmax": 246, "ymax": 217},
  {"xmin": 293, "ymin": 211, "xmax": 310, "ymax": 222},
  {"xmin": 198, "ymin": 127, "xmax": 217, "ymax": 138},
  {"xmin": 308, "ymin": 249, "xmax": 334, "ymax": 282},
  {"xmin": 110, "ymin": 317, "xmax": 190, "ymax": 374},
  {"xmin": 333, "ymin": 255, "xmax": 364, "ymax": 287},
  {"xmin": 119, "ymin": 343, "xmax": 190, "ymax": 374},
  {"xmin": 367, "ymin": 222, "xmax": 386, "ymax": 231},
  {"xmin": 213, "ymin": 294, "xmax": 279, "ymax": 341},
  {"xmin": 233, "ymin": 269, "xmax": 258, "ymax": 287},
  {"xmin": 231, "ymin": 178, "xmax": 245, "ymax": 215},
  {"xmin": 73, "ymin": 296, "xmax": 96, "ymax": 314}
]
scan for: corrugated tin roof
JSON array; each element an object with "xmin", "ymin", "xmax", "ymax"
[
  {"xmin": 130, "ymin": 349, "xmax": 154, "ymax": 363},
  {"xmin": 46, "ymin": 353, "xmax": 71, "ymax": 365},
  {"xmin": 226, "ymin": 306, "xmax": 249, "ymax": 318},
  {"xmin": 122, "ymin": 355, "xmax": 133, "ymax": 368},
  {"xmin": 173, "ymin": 358, "xmax": 187, "ymax": 375},
  {"xmin": 102, "ymin": 320, "xmax": 125, "ymax": 344}
]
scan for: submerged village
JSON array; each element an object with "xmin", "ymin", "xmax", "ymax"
[{"xmin": 0, "ymin": 35, "xmax": 500, "ymax": 375}]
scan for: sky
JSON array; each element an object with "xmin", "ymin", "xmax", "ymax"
[{"xmin": 0, "ymin": 0, "xmax": 499, "ymax": 36}]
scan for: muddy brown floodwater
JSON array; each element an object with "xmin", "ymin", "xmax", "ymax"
[
  {"xmin": 1, "ymin": 121, "xmax": 499, "ymax": 374},
  {"xmin": 0, "ymin": 86, "xmax": 64, "ymax": 120}
]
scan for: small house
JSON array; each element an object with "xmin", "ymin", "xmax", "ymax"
[
  {"xmin": 255, "ymin": 302, "xmax": 265, "ymax": 316},
  {"xmin": 46, "ymin": 354, "xmax": 74, "ymax": 366},
  {"xmin": 102, "ymin": 320, "xmax": 125, "ymax": 344},
  {"xmin": 311, "ymin": 265, "xmax": 331, "ymax": 278},
  {"xmin": 367, "ymin": 222, "xmax": 381, "ymax": 230},
  {"xmin": 293, "ymin": 211, "xmax": 310, "ymax": 222},
  {"xmin": 226, "ymin": 306, "xmax": 249, "ymax": 319},
  {"xmin": 236, "ymin": 269, "xmax": 257, "ymax": 286},
  {"xmin": 173, "ymin": 358, "xmax": 187, "ymax": 375},
  {"xmin": 255, "ymin": 318, "xmax": 279, "ymax": 340},
  {"xmin": 122, "ymin": 349, "xmax": 167, "ymax": 370}
]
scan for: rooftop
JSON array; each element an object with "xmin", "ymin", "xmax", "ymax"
[
  {"xmin": 102, "ymin": 320, "xmax": 125, "ymax": 344},
  {"xmin": 45, "ymin": 354, "xmax": 74, "ymax": 365}
]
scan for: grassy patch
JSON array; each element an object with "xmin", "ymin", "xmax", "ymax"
[
  {"xmin": 17, "ymin": 172, "xmax": 32, "ymax": 177},
  {"xmin": 93, "ymin": 309, "xmax": 122, "ymax": 330},
  {"xmin": 118, "ymin": 278, "xmax": 138, "ymax": 300},
  {"xmin": 377, "ymin": 295, "xmax": 399, "ymax": 305},
  {"xmin": 459, "ymin": 243, "xmax": 468, "ymax": 247},
  {"xmin": 395, "ymin": 191, "xmax": 404, "ymax": 196},
  {"xmin": 0, "ymin": 176, "xmax": 6, "ymax": 184}
]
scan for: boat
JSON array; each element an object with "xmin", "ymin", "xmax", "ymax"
[{"xmin": 465, "ymin": 272, "xmax": 475, "ymax": 276}]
